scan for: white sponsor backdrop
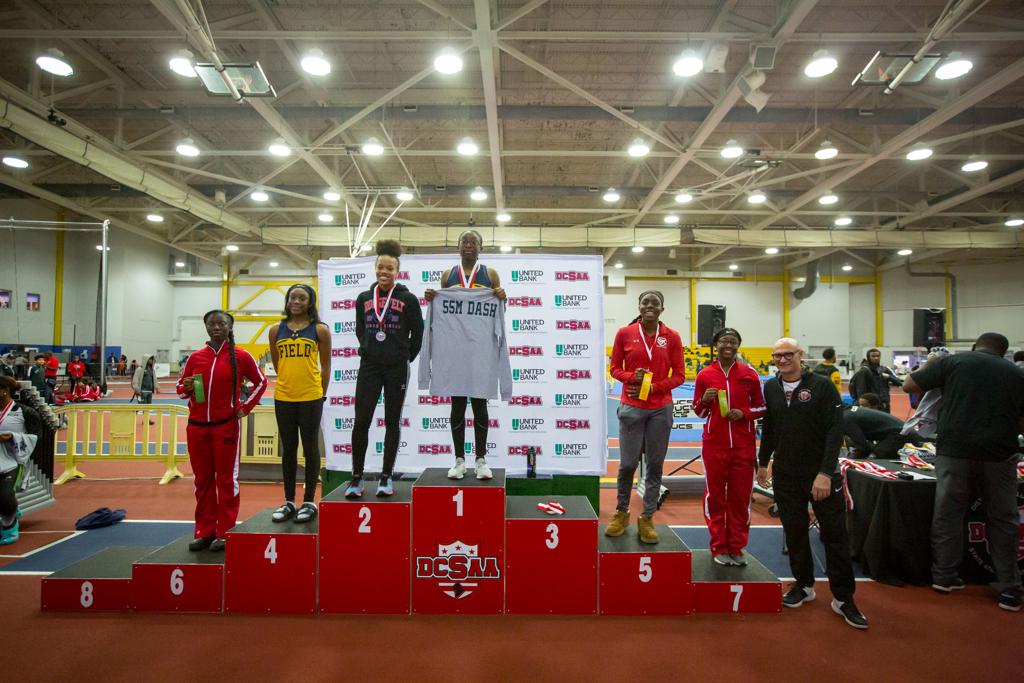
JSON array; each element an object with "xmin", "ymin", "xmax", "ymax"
[{"xmin": 318, "ymin": 254, "xmax": 606, "ymax": 476}]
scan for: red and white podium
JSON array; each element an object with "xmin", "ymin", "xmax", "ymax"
[
  {"xmin": 132, "ymin": 535, "xmax": 225, "ymax": 612},
  {"xmin": 319, "ymin": 481, "xmax": 413, "ymax": 614},
  {"xmin": 691, "ymin": 550, "xmax": 782, "ymax": 613},
  {"xmin": 598, "ymin": 525, "xmax": 693, "ymax": 616},
  {"xmin": 412, "ymin": 467, "xmax": 506, "ymax": 614},
  {"xmin": 41, "ymin": 546, "xmax": 157, "ymax": 612},
  {"xmin": 505, "ymin": 495, "xmax": 597, "ymax": 615},
  {"xmin": 225, "ymin": 508, "xmax": 318, "ymax": 614}
]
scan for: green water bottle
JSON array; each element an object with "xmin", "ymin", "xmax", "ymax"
[{"xmin": 192, "ymin": 374, "xmax": 205, "ymax": 403}]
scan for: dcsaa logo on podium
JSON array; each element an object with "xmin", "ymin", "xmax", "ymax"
[{"xmin": 415, "ymin": 541, "xmax": 501, "ymax": 600}]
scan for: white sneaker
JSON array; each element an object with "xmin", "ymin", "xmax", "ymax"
[
  {"xmin": 448, "ymin": 458, "xmax": 467, "ymax": 480},
  {"xmin": 475, "ymin": 459, "xmax": 493, "ymax": 480}
]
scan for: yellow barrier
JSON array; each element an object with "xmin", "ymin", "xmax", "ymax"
[{"xmin": 53, "ymin": 404, "xmax": 305, "ymax": 486}]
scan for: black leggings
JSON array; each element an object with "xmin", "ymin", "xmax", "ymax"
[
  {"xmin": 275, "ymin": 399, "xmax": 323, "ymax": 503},
  {"xmin": 351, "ymin": 358, "xmax": 409, "ymax": 479},
  {"xmin": 450, "ymin": 397, "xmax": 489, "ymax": 460},
  {"xmin": 0, "ymin": 468, "xmax": 18, "ymax": 521}
]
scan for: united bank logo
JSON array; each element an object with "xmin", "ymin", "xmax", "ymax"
[
  {"xmin": 463, "ymin": 442, "xmax": 497, "ymax": 456},
  {"xmin": 333, "ymin": 321, "xmax": 357, "ymax": 335},
  {"xmin": 416, "ymin": 540, "xmax": 501, "ymax": 600},
  {"xmin": 555, "ymin": 343, "xmax": 590, "ymax": 358},
  {"xmin": 333, "ymin": 417, "xmax": 356, "ymax": 431},
  {"xmin": 555, "ymin": 443, "xmax": 588, "ymax": 458},
  {"xmin": 421, "ymin": 417, "xmax": 450, "ymax": 432},
  {"xmin": 511, "ymin": 319, "xmax": 545, "ymax": 333},
  {"xmin": 554, "ymin": 393, "xmax": 588, "ymax": 407},
  {"xmin": 510, "ymin": 269, "xmax": 544, "ymax": 284},
  {"xmin": 334, "ymin": 273, "xmax": 366, "ymax": 287},
  {"xmin": 512, "ymin": 368, "xmax": 546, "ymax": 382},
  {"xmin": 554, "ymin": 294, "xmax": 589, "ymax": 308},
  {"xmin": 375, "ymin": 441, "xmax": 407, "ymax": 453},
  {"xmin": 421, "ymin": 270, "xmax": 444, "ymax": 284},
  {"xmin": 511, "ymin": 417, "xmax": 545, "ymax": 432},
  {"xmin": 333, "ymin": 369, "xmax": 359, "ymax": 383}
]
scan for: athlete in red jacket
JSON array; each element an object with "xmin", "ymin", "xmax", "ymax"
[
  {"xmin": 693, "ymin": 327, "xmax": 766, "ymax": 566},
  {"xmin": 177, "ymin": 310, "xmax": 267, "ymax": 551}
]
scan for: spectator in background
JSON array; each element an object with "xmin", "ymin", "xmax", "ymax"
[
  {"xmin": 107, "ymin": 354, "xmax": 117, "ymax": 377},
  {"xmin": 43, "ymin": 352, "xmax": 59, "ymax": 404},
  {"xmin": 0, "ymin": 355, "xmax": 13, "ymax": 379},
  {"xmin": 1014, "ymin": 350, "xmax": 1024, "ymax": 370},
  {"xmin": 901, "ymin": 347, "xmax": 951, "ymax": 442},
  {"xmin": 903, "ymin": 332, "xmax": 1024, "ymax": 612},
  {"xmin": 849, "ymin": 348, "xmax": 901, "ymax": 413},
  {"xmin": 13, "ymin": 353, "xmax": 28, "ymax": 380},
  {"xmin": 812, "ymin": 347, "xmax": 842, "ymax": 395},
  {"xmin": 842, "ymin": 398, "xmax": 920, "ymax": 459},
  {"xmin": 118, "ymin": 355, "xmax": 127, "ymax": 377},
  {"xmin": 132, "ymin": 356, "xmax": 158, "ymax": 405},
  {"xmin": 66, "ymin": 356, "xmax": 85, "ymax": 392},
  {"xmin": 0, "ymin": 375, "xmax": 41, "ymax": 545},
  {"xmin": 129, "ymin": 359, "xmax": 138, "ymax": 377},
  {"xmin": 27, "ymin": 356, "xmax": 47, "ymax": 400}
]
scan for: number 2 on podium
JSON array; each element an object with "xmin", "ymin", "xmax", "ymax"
[{"xmin": 452, "ymin": 489, "xmax": 464, "ymax": 517}]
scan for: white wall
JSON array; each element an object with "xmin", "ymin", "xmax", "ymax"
[
  {"xmin": 603, "ymin": 277, "xmax": 691, "ymax": 346},
  {"xmin": 789, "ymin": 281, "xmax": 850, "ymax": 353},
  {"xmin": 697, "ymin": 279, "xmax": 782, "ymax": 347},
  {"xmin": 848, "ymin": 283, "xmax": 876, "ymax": 352}
]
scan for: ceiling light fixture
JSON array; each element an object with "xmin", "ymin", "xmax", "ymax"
[
  {"xmin": 36, "ymin": 48, "xmax": 73, "ymax": 77},
  {"xmin": 804, "ymin": 49, "xmax": 838, "ymax": 78},
  {"xmin": 721, "ymin": 139, "xmax": 743, "ymax": 159},
  {"xmin": 897, "ymin": 248, "xmax": 913, "ymax": 256},
  {"xmin": 672, "ymin": 49, "xmax": 704, "ymax": 77},
  {"xmin": 145, "ymin": 214, "xmax": 164, "ymax": 223},
  {"xmin": 496, "ymin": 212, "xmax": 511, "ymax": 223},
  {"xmin": 748, "ymin": 191, "xmax": 767, "ymax": 204},
  {"xmin": 361, "ymin": 138, "xmax": 384, "ymax": 156},
  {"xmin": 1005, "ymin": 218, "xmax": 1024, "ymax": 227},
  {"xmin": 614, "ymin": 261, "xmax": 624, "ymax": 269},
  {"xmin": 168, "ymin": 50, "xmax": 197, "ymax": 78},
  {"xmin": 664, "ymin": 214, "xmax": 680, "ymax": 224},
  {"xmin": 300, "ymin": 48, "xmax": 331, "ymax": 76},
  {"xmin": 250, "ymin": 190, "xmax": 269, "ymax": 202},
  {"xmin": 675, "ymin": 191, "xmax": 693, "ymax": 204},
  {"xmin": 841, "ymin": 264, "xmax": 853, "ymax": 272},
  {"xmin": 764, "ymin": 247, "xmax": 779, "ymax": 255},
  {"xmin": 602, "ymin": 188, "xmax": 621, "ymax": 202},
  {"xmin": 834, "ymin": 216, "xmax": 853, "ymax": 226},
  {"xmin": 960, "ymin": 157, "xmax": 988, "ymax": 173},
  {"xmin": 175, "ymin": 138, "xmax": 200, "ymax": 157},
  {"xmin": 396, "ymin": 188, "xmax": 414, "ymax": 201},
  {"xmin": 818, "ymin": 192, "xmax": 839, "ymax": 205},
  {"xmin": 434, "ymin": 47, "xmax": 464, "ymax": 75},
  {"xmin": 225, "ymin": 244, "xmax": 239, "ymax": 252},
  {"xmin": 2, "ymin": 156, "xmax": 28, "ymax": 169},
  {"xmin": 175, "ymin": 261, "xmax": 186, "ymax": 268},
  {"xmin": 631, "ymin": 246, "xmax": 645, "ymax": 253},
  {"xmin": 934, "ymin": 52, "xmax": 973, "ymax": 80},
  {"xmin": 906, "ymin": 145, "xmax": 933, "ymax": 161},
  {"xmin": 500, "ymin": 245, "xmax": 513, "ymax": 253},
  {"xmin": 815, "ymin": 140, "xmax": 838, "ymax": 160},
  {"xmin": 318, "ymin": 213, "xmax": 334, "ymax": 223},
  {"xmin": 323, "ymin": 189, "xmax": 341, "ymax": 201},
  {"xmin": 457, "ymin": 138, "xmax": 479, "ymax": 156},
  {"xmin": 728, "ymin": 263, "xmax": 739, "ymax": 271},
  {"xmin": 470, "ymin": 186, "xmax": 488, "ymax": 201},
  {"xmin": 269, "ymin": 261, "xmax": 279, "ymax": 268},
  {"xmin": 268, "ymin": 138, "xmax": 291, "ymax": 157},
  {"xmin": 627, "ymin": 139, "xmax": 651, "ymax": 157}
]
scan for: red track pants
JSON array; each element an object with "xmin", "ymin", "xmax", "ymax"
[
  {"xmin": 702, "ymin": 446, "xmax": 756, "ymax": 555},
  {"xmin": 187, "ymin": 420, "xmax": 241, "ymax": 539}
]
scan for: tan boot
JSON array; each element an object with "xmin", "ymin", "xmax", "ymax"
[
  {"xmin": 637, "ymin": 515, "xmax": 659, "ymax": 544},
  {"xmin": 604, "ymin": 511, "xmax": 630, "ymax": 537}
]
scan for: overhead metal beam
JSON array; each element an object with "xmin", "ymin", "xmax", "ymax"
[
  {"xmin": 747, "ymin": 55, "xmax": 1024, "ymax": 230},
  {"xmin": 496, "ymin": 0, "xmax": 551, "ymax": 31},
  {"xmin": 414, "ymin": 0, "xmax": 474, "ymax": 33},
  {"xmin": 787, "ymin": 249, "xmax": 840, "ymax": 270},
  {"xmin": 884, "ymin": 166, "xmax": 1024, "ymax": 229},
  {"xmin": 474, "ymin": 0, "xmax": 506, "ymax": 210},
  {"xmin": 876, "ymin": 249, "xmax": 958, "ymax": 272},
  {"xmin": 695, "ymin": 246, "xmax": 732, "ymax": 268}
]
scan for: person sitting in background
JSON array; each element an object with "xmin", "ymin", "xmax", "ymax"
[
  {"xmin": 842, "ymin": 394, "xmax": 920, "ymax": 459},
  {"xmin": 1014, "ymin": 350, "xmax": 1024, "ymax": 370},
  {"xmin": 812, "ymin": 347, "xmax": 842, "ymax": 395},
  {"xmin": 901, "ymin": 348, "xmax": 950, "ymax": 442},
  {"xmin": 849, "ymin": 348, "xmax": 901, "ymax": 413}
]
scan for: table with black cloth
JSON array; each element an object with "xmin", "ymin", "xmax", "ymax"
[{"xmin": 845, "ymin": 458, "xmax": 1024, "ymax": 586}]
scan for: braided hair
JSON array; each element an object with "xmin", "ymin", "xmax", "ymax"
[
  {"xmin": 629, "ymin": 290, "xmax": 665, "ymax": 324},
  {"xmin": 203, "ymin": 309, "xmax": 238, "ymax": 412}
]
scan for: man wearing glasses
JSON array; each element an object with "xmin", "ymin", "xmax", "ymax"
[{"xmin": 757, "ymin": 338, "xmax": 868, "ymax": 629}]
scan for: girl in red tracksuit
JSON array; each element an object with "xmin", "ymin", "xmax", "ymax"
[
  {"xmin": 693, "ymin": 327, "xmax": 766, "ymax": 567},
  {"xmin": 177, "ymin": 310, "xmax": 267, "ymax": 552}
]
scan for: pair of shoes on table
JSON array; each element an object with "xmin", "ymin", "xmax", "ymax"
[
  {"xmin": 294, "ymin": 502, "xmax": 318, "ymax": 523},
  {"xmin": 447, "ymin": 458, "xmax": 493, "ymax": 480},
  {"xmin": 344, "ymin": 479, "xmax": 365, "ymax": 499},
  {"xmin": 272, "ymin": 501, "xmax": 296, "ymax": 522},
  {"xmin": 0, "ymin": 520, "xmax": 19, "ymax": 545}
]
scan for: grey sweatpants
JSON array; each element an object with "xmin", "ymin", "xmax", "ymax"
[
  {"xmin": 616, "ymin": 403, "xmax": 673, "ymax": 517},
  {"xmin": 932, "ymin": 454, "xmax": 1022, "ymax": 593}
]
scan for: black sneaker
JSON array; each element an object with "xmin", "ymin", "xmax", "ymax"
[
  {"xmin": 782, "ymin": 585, "xmax": 816, "ymax": 608},
  {"xmin": 997, "ymin": 588, "xmax": 1022, "ymax": 612},
  {"xmin": 272, "ymin": 502, "xmax": 296, "ymax": 523},
  {"xmin": 188, "ymin": 536, "xmax": 213, "ymax": 552},
  {"xmin": 209, "ymin": 538, "xmax": 226, "ymax": 552},
  {"xmin": 932, "ymin": 578, "xmax": 966, "ymax": 594},
  {"xmin": 831, "ymin": 599, "xmax": 869, "ymax": 630}
]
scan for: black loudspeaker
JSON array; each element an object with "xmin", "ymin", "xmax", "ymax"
[
  {"xmin": 697, "ymin": 305, "xmax": 727, "ymax": 345},
  {"xmin": 913, "ymin": 308, "xmax": 946, "ymax": 348}
]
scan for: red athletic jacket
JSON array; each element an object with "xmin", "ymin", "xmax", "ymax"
[
  {"xmin": 609, "ymin": 321, "xmax": 685, "ymax": 409},
  {"xmin": 177, "ymin": 342, "xmax": 267, "ymax": 422},
  {"xmin": 693, "ymin": 360, "xmax": 766, "ymax": 450},
  {"xmin": 67, "ymin": 361, "xmax": 86, "ymax": 379},
  {"xmin": 44, "ymin": 356, "xmax": 60, "ymax": 379}
]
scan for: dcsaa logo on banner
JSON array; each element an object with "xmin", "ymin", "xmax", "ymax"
[{"xmin": 318, "ymin": 254, "xmax": 606, "ymax": 476}]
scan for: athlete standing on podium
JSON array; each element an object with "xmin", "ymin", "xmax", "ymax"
[
  {"xmin": 178, "ymin": 310, "xmax": 267, "ymax": 552},
  {"xmin": 693, "ymin": 327, "xmax": 765, "ymax": 567},
  {"xmin": 423, "ymin": 230, "xmax": 506, "ymax": 480},
  {"xmin": 606, "ymin": 291, "xmax": 685, "ymax": 544},
  {"xmin": 345, "ymin": 240, "xmax": 423, "ymax": 498},
  {"xmin": 268, "ymin": 285, "xmax": 332, "ymax": 524}
]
